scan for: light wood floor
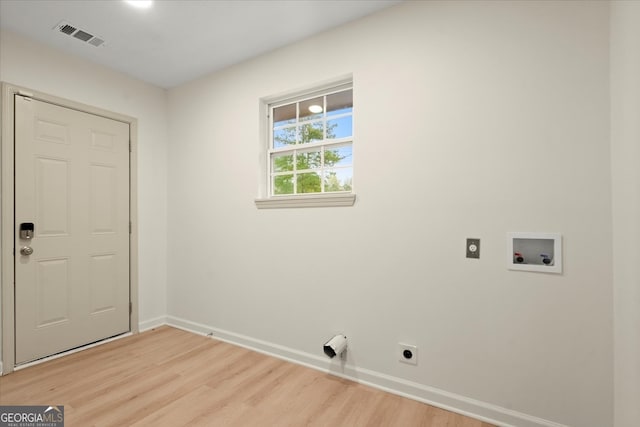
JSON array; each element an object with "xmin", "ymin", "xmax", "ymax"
[{"xmin": 0, "ymin": 326, "xmax": 495, "ymax": 426}]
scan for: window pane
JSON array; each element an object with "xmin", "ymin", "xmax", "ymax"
[
  {"xmin": 324, "ymin": 168, "xmax": 353, "ymax": 192},
  {"xmin": 327, "ymin": 90, "xmax": 352, "ymax": 117},
  {"xmin": 327, "ymin": 116, "xmax": 352, "ymax": 139},
  {"xmin": 272, "ymin": 153, "xmax": 293, "ymax": 172},
  {"xmin": 273, "ymin": 127, "xmax": 296, "ymax": 148},
  {"xmin": 267, "ymin": 82, "xmax": 353, "ymax": 199},
  {"xmin": 296, "ymin": 150, "xmax": 321, "ymax": 170},
  {"xmin": 274, "ymin": 174, "xmax": 294, "ymax": 195},
  {"xmin": 297, "ymin": 172, "xmax": 321, "ymax": 194},
  {"xmin": 299, "ymin": 96, "xmax": 323, "ymax": 121},
  {"xmin": 273, "ymin": 103, "xmax": 296, "ymax": 127},
  {"xmin": 325, "ymin": 145, "xmax": 352, "ymax": 167},
  {"xmin": 298, "ymin": 122, "xmax": 323, "ymax": 144}
]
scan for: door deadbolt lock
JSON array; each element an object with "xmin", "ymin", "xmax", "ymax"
[
  {"xmin": 20, "ymin": 222, "xmax": 35, "ymax": 240},
  {"xmin": 20, "ymin": 246, "xmax": 34, "ymax": 256}
]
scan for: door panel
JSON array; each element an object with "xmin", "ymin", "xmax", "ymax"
[
  {"xmin": 89, "ymin": 253, "xmax": 117, "ymax": 314},
  {"xmin": 15, "ymin": 95, "xmax": 130, "ymax": 364},
  {"xmin": 90, "ymin": 164, "xmax": 117, "ymax": 233},
  {"xmin": 36, "ymin": 157, "xmax": 69, "ymax": 235},
  {"xmin": 36, "ymin": 258, "xmax": 69, "ymax": 327}
]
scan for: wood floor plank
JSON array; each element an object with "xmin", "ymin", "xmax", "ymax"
[
  {"xmin": 130, "ymin": 385, "xmax": 216, "ymax": 426},
  {"xmin": 0, "ymin": 326, "xmax": 496, "ymax": 426}
]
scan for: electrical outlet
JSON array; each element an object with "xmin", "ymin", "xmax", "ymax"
[
  {"xmin": 398, "ymin": 343, "xmax": 418, "ymax": 365},
  {"xmin": 466, "ymin": 238, "xmax": 480, "ymax": 259}
]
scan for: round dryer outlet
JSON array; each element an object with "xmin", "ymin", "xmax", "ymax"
[{"xmin": 398, "ymin": 343, "xmax": 418, "ymax": 365}]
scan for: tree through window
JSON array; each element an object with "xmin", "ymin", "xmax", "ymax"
[{"xmin": 269, "ymin": 85, "xmax": 353, "ymax": 196}]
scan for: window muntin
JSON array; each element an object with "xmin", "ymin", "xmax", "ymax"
[{"xmin": 269, "ymin": 87, "xmax": 353, "ymax": 196}]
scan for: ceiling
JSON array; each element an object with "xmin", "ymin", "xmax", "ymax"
[{"xmin": 0, "ymin": 0, "xmax": 402, "ymax": 88}]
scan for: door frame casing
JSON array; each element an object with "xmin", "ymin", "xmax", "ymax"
[{"xmin": 0, "ymin": 82, "xmax": 139, "ymax": 375}]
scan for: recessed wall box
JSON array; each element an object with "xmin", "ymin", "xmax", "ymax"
[{"xmin": 507, "ymin": 232, "xmax": 562, "ymax": 274}]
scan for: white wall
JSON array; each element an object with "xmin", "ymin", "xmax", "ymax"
[
  {"xmin": 2, "ymin": 1, "xmax": 628, "ymax": 425},
  {"xmin": 0, "ymin": 30, "xmax": 169, "ymax": 336},
  {"xmin": 167, "ymin": 1, "xmax": 612, "ymax": 426},
  {"xmin": 611, "ymin": 1, "xmax": 640, "ymax": 426}
]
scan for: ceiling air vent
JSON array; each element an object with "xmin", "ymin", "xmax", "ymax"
[
  {"xmin": 73, "ymin": 30, "xmax": 93, "ymax": 42},
  {"xmin": 88, "ymin": 37, "xmax": 105, "ymax": 47},
  {"xmin": 53, "ymin": 21, "xmax": 105, "ymax": 47},
  {"xmin": 59, "ymin": 24, "xmax": 76, "ymax": 35}
]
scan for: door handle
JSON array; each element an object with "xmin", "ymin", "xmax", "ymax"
[{"xmin": 20, "ymin": 246, "xmax": 34, "ymax": 256}]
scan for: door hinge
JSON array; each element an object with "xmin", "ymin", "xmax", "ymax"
[{"xmin": 129, "ymin": 302, "xmax": 133, "ymax": 314}]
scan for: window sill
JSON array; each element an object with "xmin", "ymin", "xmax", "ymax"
[{"xmin": 255, "ymin": 193, "xmax": 356, "ymax": 209}]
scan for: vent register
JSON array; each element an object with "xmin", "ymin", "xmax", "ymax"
[{"xmin": 55, "ymin": 21, "xmax": 105, "ymax": 47}]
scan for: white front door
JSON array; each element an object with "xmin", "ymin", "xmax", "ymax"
[{"xmin": 14, "ymin": 94, "xmax": 131, "ymax": 365}]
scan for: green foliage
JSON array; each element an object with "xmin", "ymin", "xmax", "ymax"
[
  {"xmin": 274, "ymin": 175, "xmax": 293, "ymax": 195},
  {"xmin": 273, "ymin": 120, "xmax": 350, "ymax": 194},
  {"xmin": 325, "ymin": 173, "xmax": 352, "ymax": 192},
  {"xmin": 297, "ymin": 173, "xmax": 321, "ymax": 193}
]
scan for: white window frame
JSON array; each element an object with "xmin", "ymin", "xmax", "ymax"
[{"xmin": 255, "ymin": 76, "xmax": 356, "ymax": 209}]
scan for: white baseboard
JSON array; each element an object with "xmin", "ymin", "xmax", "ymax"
[
  {"xmin": 165, "ymin": 315, "xmax": 567, "ymax": 427},
  {"xmin": 139, "ymin": 315, "xmax": 167, "ymax": 332}
]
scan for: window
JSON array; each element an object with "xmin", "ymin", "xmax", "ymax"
[{"xmin": 256, "ymin": 80, "xmax": 355, "ymax": 208}]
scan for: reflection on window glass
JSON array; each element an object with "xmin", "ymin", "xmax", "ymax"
[
  {"xmin": 299, "ymin": 96, "xmax": 323, "ymax": 121},
  {"xmin": 327, "ymin": 90, "xmax": 352, "ymax": 116},
  {"xmin": 273, "ymin": 104, "xmax": 296, "ymax": 127}
]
